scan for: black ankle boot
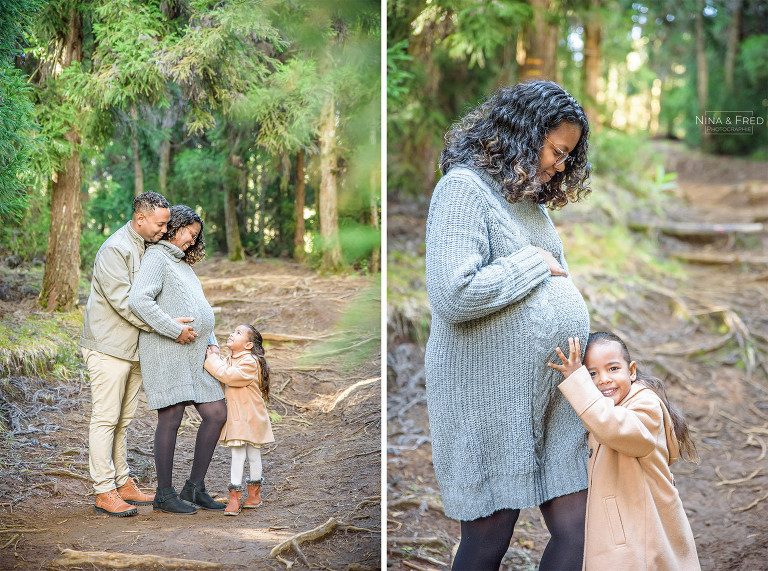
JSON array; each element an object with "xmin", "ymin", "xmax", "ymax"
[
  {"xmin": 179, "ymin": 479, "xmax": 225, "ymax": 511},
  {"xmin": 153, "ymin": 486, "xmax": 197, "ymax": 514}
]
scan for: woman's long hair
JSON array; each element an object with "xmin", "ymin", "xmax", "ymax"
[
  {"xmin": 163, "ymin": 205, "xmax": 206, "ymax": 265},
  {"xmin": 587, "ymin": 332, "xmax": 698, "ymax": 462},
  {"xmin": 243, "ymin": 324, "xmax": 270, "ymax": 404},
  {"xmin": 439, "ymin": 80, "xmax": 591, "ymax": 208}
]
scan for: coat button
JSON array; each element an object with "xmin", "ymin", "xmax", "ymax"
[{"xmin": 588, "ymin": 448, "xmax": 593, "ymax": 458}]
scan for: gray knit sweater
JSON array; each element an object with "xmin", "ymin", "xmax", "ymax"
[
  {"xmin": 425, "ymin": 166, "xmax": 589, "ymax": 521},
  {"xmin": 128, "ymin": 241, "xmax": 223, "ymax": 410}
]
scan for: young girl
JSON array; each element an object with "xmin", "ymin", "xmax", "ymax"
[
  {"xmin": 548, "ymin": 332, "xmax": 700, "ymax": 570},
  {"xmin": 204, "ymin": 324, "xmax": 274, "ymax": 515}
]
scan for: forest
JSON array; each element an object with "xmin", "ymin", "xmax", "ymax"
[
  {"xmin": 2, "ymin": 0, "xmax": 381, "ymax": 314},
  {"xmin": 387, "ymin": 1, "xmax": 768, "ymax": 570},
  {"xmin": 0, "ymin": 2, "xmax": 382, "ymax": 569}
]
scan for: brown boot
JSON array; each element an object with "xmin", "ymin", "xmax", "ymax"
[
  {"xmin": 224, "ymin": 484, "xmax": 242, "ymax": 516},
  {"xmin": 94, "ymin": 489, "xmax": 138, "ymax": 517},
  {"xmin": 116, "ymin": 477, "xmax": 155, "ymax": 506},
  {"xmin": 243, "ymin": 479, "xmax": 262, "ymax": 508}
]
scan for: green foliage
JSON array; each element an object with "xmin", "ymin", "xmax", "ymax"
[
  {"xmin": 739, "ymin": 35, "xmax": 768, "ymax": 87},
  {"xmin": 0, "ymin": 63, "xmax": 40, "ymax": 222},
  {"xmin": 0, "ymin": 0, "xmax": 45, "ymax": 222},
  {"xmin": 157, "ymin": 0, "xmax": 286, "ymax": 135},
  {"xmin": 442, "ymin": 1, "xmax": 532, "ymax": 68}
]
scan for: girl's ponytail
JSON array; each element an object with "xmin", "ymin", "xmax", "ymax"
[{"xmin": 244, "ymin": 325, "xmax": 270, "ymax": 404}]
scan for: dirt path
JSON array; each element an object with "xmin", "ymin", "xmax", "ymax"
[
  {"xmin": 386, "ymin": 142, "xmax": 768, "ymax": 570},
  {"xmin": 0, "ymin": 258, "xmax": 381, "ymax": 570}
]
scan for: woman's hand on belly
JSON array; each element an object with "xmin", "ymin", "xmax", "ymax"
[{"xmin": 535, "ymin": 247, "xmax": 567, "ymax": 276}]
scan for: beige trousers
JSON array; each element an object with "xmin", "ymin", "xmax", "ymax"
[{"xmin": 83, "ymin": 348, "xmax": 144, "ymax": 494}]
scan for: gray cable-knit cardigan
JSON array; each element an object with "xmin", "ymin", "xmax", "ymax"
[
  {"xmin": 425, "ymin": 166, "xmax": 590, "ymax": 521},
  {"xmin": 128, "ymin": 241, "xmax": 223, "ymax": 410}
]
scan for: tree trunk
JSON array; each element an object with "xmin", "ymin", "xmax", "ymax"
[
  {"xmin": 369, "ymin": 168, "xmax": 380, "ymax": 275},
  {"xmin": 408, "ymin": 12, "xmax": 452, "ymax": 197},
  {"xmin": 293, "ymin": 149, "xmax": 306, "ymax": 262},
  {"xmin": 695, "ymin": 0, "xmax": 710, "ymax": 146},
  {"xmin": 130, "ymin": 105, "xmax": 144, "ymax": 197},
  {"xmin": 39, "ymin": 10, "xmax": 83, "ymax": 312},
  {"xmin": 518, "ymin": 0, "xmax": 557, "ymax": 81},
  {"xmin": 318, "ymin": 97, "xmax": 342, "ymax": 272},
  {"xmin": 724, "ymin": 0, "xmax": 742, "ymax": 93},
  {"xmin": 157, "ymin": 106, "xmax": 176, "ymax": 197},
  {"xmin": 583, "ymin": 0, "xmax": 602, "ymax": 129},
  {"xmin": 255, "ymin": 167, "xmax": 266, "ymax": 258},
  {"xmin": 225, "ymin": 141, "xmax": 245, "ymax": 261}
]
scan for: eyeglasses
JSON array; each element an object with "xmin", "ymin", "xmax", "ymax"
[{"xmin": 543, "ymin": 135, "xmax": 572, "ymax": 167}]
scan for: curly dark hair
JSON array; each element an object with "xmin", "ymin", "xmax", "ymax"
[
  {"xmin": 439, "ymin": 80, "xmax": 591, "ymax": 208},
  {"xmin": 163, "ymin": 205, "xmax": 207, "ymax": 265}
]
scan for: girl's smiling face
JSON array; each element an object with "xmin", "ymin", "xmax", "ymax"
[
  {"xmin": 583, "ymin": 340, "xmax": 637, "ymax": 405},
  {"xmin": 226, "ymin": 325, "xmax": 254, "ymax": 354}
]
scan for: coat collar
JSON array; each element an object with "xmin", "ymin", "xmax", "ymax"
[
  {"xmin": 125, "ymin": 221, "xmax": 147, "ymax": 253},
  {"xmin": 230, "ymin": 350, "xmax": 253, "ymax": 359}
]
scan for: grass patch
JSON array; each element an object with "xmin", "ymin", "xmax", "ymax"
[
  {"xmin": 0, "ymin": 310, "xmax": 83, "ymax": 378},
  {"xmin": 387, "ymin": 249, "xmax": 431, "ymax": 344}
]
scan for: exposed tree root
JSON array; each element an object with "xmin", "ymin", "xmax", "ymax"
[
  {"xmin": 733, "ymin": 490, "xmax": 768, "ymax": 512},
  {"xmin": 53, "ymin": 547, "xmax": 223, "ymax": 568},
  {"xmin": 269, "ymin": 517, "xmax": 378, "ymax": 569}
]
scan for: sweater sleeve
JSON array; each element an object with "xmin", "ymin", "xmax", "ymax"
[
  {"xmin": 128, "ymin": 252, "xmax": 184, "ymax": 340},
  {"xmin": 558, "ymin": 366, "xmax": 658, "ymax": 458},
  {"xmin": 94, "ymin": 246, "xmax": 153, "ymax": 332},
  {"xmin": 203, "ymin": 353, "xmax": 257, "ymax": 388},
  {"xmin": 425, "ymin": 174, "xmax": 551, "ymax": 324}
]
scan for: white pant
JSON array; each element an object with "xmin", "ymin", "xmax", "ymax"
[
  {"xmin": 83, "ymin": 348, "xmax": 143, "ymax": 494},
  {"xmin": 230, "ymin": 444, "xmax": 262, "ymax": 485}
]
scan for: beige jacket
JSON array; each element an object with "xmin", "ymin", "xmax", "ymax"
[
  {"xmin": 559, "ymin": 367, "xmax": 700, "ymax": 570},
  {"xmin": 80, "ymin": 222, "xmax": 152, "ymax": 361},
  {"xmin": 204, "ymin": 350, "xmax": 275, "ymax": 446}
]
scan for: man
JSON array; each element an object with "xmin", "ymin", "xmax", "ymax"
[{"xmin": 80, "ymin": 191, "xmax": 198, "ymax": 517}]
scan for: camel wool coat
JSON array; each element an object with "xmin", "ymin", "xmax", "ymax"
[
  {"xmin": 559, "ymin": 367, "xmax": 700, "ymax": 571},
  {"xmin": 204, "ymin": 350, "xmax": 274, "ymax": 446}
]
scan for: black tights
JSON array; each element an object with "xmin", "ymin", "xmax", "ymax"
[
  {"xmin": 154, "ymin": 400, "xmax": 227, "ymax": 489},
  {"xmin": 451, "ymin": 490, "xmax": 587, "ymax": 571}
]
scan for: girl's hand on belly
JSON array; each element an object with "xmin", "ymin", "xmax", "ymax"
[{"xmin": 548, "ymin": 337, "xmax": 583, "ymax": 378}]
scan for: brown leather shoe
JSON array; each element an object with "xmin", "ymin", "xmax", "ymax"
[
  {"xmin": 94, "ymin": 490, "xmax": 138, "ymax": 517},
  {"xmin": 224, "ymin": 485, "xmax": 242, "ymax": 516},
  {"xmin": 243, "ymin": 479, "xmax": 262, "ymax": 508},
  {"xmin": 116, "ymin": 477, "xmax": 155, "ymax": 506}
]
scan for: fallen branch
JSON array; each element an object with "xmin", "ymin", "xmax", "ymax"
[
  {"xmin": 53, "ymin": 547, "xmax": 223, "ymax": 569},
  {"xmin": 310, "ymin": 337, "xmax": 377, "ymax": 358},
  {"xmin": 388, "ymin": 495, "xmax": 445, "ymax": 513},
  {"xmin": 324, "ymin": 378, "xmax": 380, "ymax": 412},
  {"xmin": 671, "ymin": 252, "xmax": 768, "ymax": 266},
  {"xmin": 733, "ymin": 490, "xmax": 768, "ymax": 512},
  {"xmin": 41, "ymin": 469, "xmax": 89, "ymax": 482},
  {"xmin": 715, "ymin": 467, "xmax": 762, "ymax": 486},
  {"xmin": 630, "ymin": 220, "xmax": 764, "ymax": 237},
  {"xmin": 388, "ymin": 536, "xmax": 446, "ymax": 546},
  {"xmin": 0, "ymin": 528, "xmax": 48, "ymax": 534},
  {"xmin": 403, "ymin": 560, "xmax": 440, "ymax": 571}
]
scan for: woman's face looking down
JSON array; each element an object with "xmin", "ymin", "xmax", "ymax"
[
  {"xmin": 537, "ymin": 121, "xmax": 582, "ymax": 183},
  {"xmin": 168, "ymin": 221, "xmax": 201, "ymax": 252}
]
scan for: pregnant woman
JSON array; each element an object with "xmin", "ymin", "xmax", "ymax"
[
  {"xmin": 130, "ymin": 205, "xmax": 227, "ymax": 514},
  {"xmin": 424, "ymin": 81, "xmax": 593, "ymax": 570}
]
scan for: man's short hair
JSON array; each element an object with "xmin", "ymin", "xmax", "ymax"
[{"xmin": 133, "ymin": 192, "xmax": 170, "ymax": 215}]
